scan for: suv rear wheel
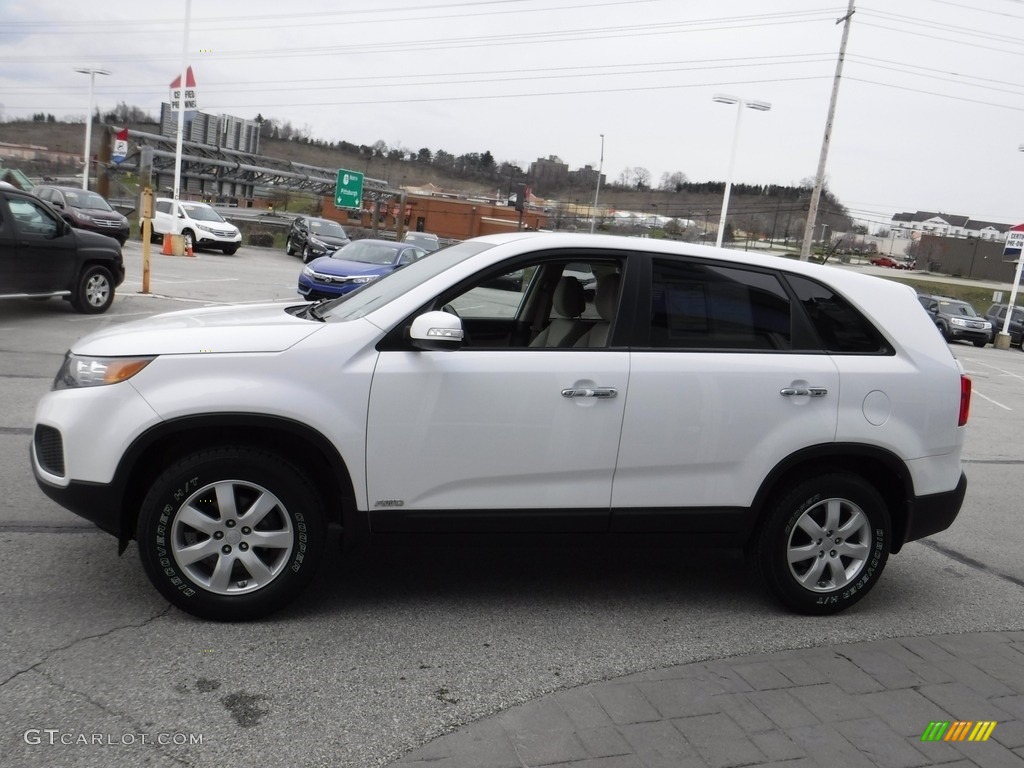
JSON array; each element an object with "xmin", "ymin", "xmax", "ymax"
[
  {"xmin": 754, "ymin": 473, "xmax": 890, "ymax": 615},
  {"xmin": 137, "ymin": 447, "xmax": 326, "ymax": 621},
  {"xmin": 70, "ymin": 265, "xmax": 114, "ymax": 314}
]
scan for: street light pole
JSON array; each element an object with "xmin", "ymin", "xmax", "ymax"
[
  {"xmin": 590, "ymin": 134, "xmax": 604, "ymax": 234},
  {"xmin": 713, "ymin": 94, "xmax": 771, "ymax": 249},
  {"xmin": 74, "ymin": 67, "xmax": 110, "ymax": 190}
]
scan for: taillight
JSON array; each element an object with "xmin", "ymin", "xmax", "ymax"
[{"xmin": 958, "ymin": 374, "xmax": 972, "ymax": 426}]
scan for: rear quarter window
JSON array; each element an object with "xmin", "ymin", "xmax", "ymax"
[{"xmin": 786, "ymin": 274, "xmax": 892, "ymax": 354}]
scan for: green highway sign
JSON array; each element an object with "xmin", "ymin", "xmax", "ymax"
[{"xmin": 334, "ymin": 169, "xmax": 364, "ymax": 209}]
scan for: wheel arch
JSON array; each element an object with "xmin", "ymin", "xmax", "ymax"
[
  {"xmin": 114, "ymin": 414, "xmax": 359, "ymax": 550},
  {"xmin": 750, "ymin": 443, "xmax": 913, "ymax": 553}
]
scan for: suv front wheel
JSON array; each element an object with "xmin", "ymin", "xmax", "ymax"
[
  {"xmin": 70, "ymin": 265, "xmax": 114, "ymax": 314},
  {"xmin": 754, "ymin": 473, "xmax": 891, "ymax": 615},
  {"xmin": 137, "ymin": 447, "xmax": 326, "ymax": 621}
]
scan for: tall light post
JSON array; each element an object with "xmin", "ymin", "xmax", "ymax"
[
  {"xmin": 996, "ymin": 144, "xmax": 1024, "ymax": 349},
  {"xmin": 74, "ymin": 67, "xmax": 110, "ymax": 190},
  {"xmin": 712, "ymin": 94, "xmax": 771, "ymax": 248},
  {"xmin": 590, "ymin": 133, "xmax": 604, "ymax": 234}
]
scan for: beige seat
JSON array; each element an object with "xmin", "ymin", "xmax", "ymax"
[
  {"xmin": 574, "ymin": 273, "xmax": 621, "ymax": 348},
  {"xmin": 530, "ymin": 277, "xmax": 590, "ymax": 348}
]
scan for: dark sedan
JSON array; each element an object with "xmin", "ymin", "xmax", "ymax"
[
  {"xmin": 297, "ymin": 239, "xmax": 427, "ymax": 300},
  {"xmin": 286, "ymin": 216, "xmax": 351, "ymax": 263}
]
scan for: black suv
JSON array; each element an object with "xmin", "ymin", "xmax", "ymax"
[
  {"xmin": 0, "ymin": 184, "xmax": 125, "ymax": 313},
  {"xmin": 986, "ymin": 303, "xmax": 1024, "ymax": 348},
  {"xmin": 32, "ymin": 184, "xmax": 130, "ymax": 245},
  {"xmin": 917, "ymin": 294, "xmax": 991, "ymax": 347},
  {"xmin": 285, "ymin": 215, "xmax": 351, "ymax": 263}
]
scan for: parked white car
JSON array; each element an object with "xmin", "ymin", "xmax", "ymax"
[
  {"xmin": 152, "ymin": 198, "xmax": 242, "ymax": 255},
  {"xmin": 31, "ymin": 232, "xmax": 970, "ymax": 620}
]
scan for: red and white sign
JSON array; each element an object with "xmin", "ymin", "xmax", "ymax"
[
  {"xmin": 112, "ymin": 127, "xmax": 128, "ymax": 164},
  {"xmin": 1003, "ymin": 223, "xmax": 1024, "ymax": 262},
  {"xmin": 169, "ymin": 66, "xmax": 198, "ymax": 112}
]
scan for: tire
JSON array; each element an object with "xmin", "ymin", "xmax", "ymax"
[
  {"xmin": 286, "ymin": 236, "xmax": 296, "ymax": 256},
  {"xmin": 70, "ymin": 265, "xmax": 114, "ymax": 314},
  {"xmin": 753, "ymin": 473, "xmax": 890, "ymax": 615},
  {"xmin": 182, "ymin": 229, "xmax": 195, "ymax": 252},
  {"xmin": 974, "ymin": 340, "xmax": 987, "ymax": 348},
  {"xmin": 938, "ymin": 322, "xmax": 951, "ymax": 342},
  {"xmin": 222, "ymin": 244, "xmax": 239, "ymax": 255},
  {"xmin": 137, "ymin": 447, "xmax": 326, "ymax": 621},
  {"xmin": 302, "ymin": 244, "xmax": 314, "ymax": 264}
]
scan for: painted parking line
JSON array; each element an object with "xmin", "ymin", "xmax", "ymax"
[
  {"xmin": 968, "ymin": 359, "xmax": 1024, "ymax": 382},
  {"xmin": 973, "ymin": 389, "xmax": 1012, "ymax": 411}
]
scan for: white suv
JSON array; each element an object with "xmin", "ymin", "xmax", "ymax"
[
  {"xmin": 152, "ymin": 198, "xmax": 242, "ymax": 255},
  {"xmin": 31, "ymin": 233, "xmax": 970, "ymax": 620}
]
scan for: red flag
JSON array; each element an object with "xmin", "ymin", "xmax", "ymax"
[{"xmin": 169, "ymin": 66, "xmax": 196, "ymax": 89}]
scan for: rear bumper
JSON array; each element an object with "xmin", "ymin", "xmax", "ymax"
[{"xmin": 900, "ymin": 470, "xmax": 967, "ymax": 547}]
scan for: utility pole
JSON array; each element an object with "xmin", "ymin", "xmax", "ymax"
[{"xmin": 800, "ymin": 0, "xmax": 855, "ymax": 261}]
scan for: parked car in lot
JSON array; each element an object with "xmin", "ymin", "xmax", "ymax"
[
  {"xmin": 0, "ymin": 183, "xmax": 124, "ymax": 313},
  {"xmin": 985, "ymin": 303, "xmax": 1024, "ymax": 348},
  {"xmin": 402, "ymin": 231, "xmax": 441, "ymax": 252},
  {"xmin": 151, "ymin": 198, "xmax": 242, "ymax": 254},
  {"xmin": 286, "ymin": 216, "xmax": 351, "ymax": 263},
  {"xmin": 297, "ymin": 238, "xmax": 427, "ymax": 300},
  {"xmin": 32, "ymin": 232, "xmax": 970, "ymax": 620},
  {"xmin": 32, "ymin": 185, "xmax": 130, "ymax": 245},
  {"xmin": 917, "ymin": 294, "xmax": 992, "ymax": 347},
  {"xmin": 869, "ymin": 255, "xmax": 912, "ymax": 269}
]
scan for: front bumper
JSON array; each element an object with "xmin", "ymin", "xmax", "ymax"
[
  {"xmin": 297, "ymin": 275, "xmax": 360, "ymax": 300},
  {"xmin": 948, "ymin": 327, "xmax": 990, "ymax": 344}
]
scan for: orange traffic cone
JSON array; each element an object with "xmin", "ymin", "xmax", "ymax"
[{"xmin": 161, "ymin": 233, "xmax": 172, "ymax": 255}]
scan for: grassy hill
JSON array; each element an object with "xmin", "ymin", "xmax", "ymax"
[{"xmin": 0, "ymin": 119, "xmax": 851, "ymax": 239}]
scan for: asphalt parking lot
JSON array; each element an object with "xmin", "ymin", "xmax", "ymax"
[{"xmin": 1, "ymin": 243, "xmax": 1023, "ymax": 767}]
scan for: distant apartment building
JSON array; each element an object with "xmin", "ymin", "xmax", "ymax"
[
  {"xmin": 528, "ymin": 155, "xmax": 605, "ymax": 195},
  {"xmin": 890, "ymin": 210, "xmax": 1010, "ymax": 241}
]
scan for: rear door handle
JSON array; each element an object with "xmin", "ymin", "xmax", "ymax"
[
  {"xmin": 780, "ymin": 387, "xmax": 828, "ymax": 397},
  {"xmin": 562, "ymin": 387, "xmax": 618, "ymax": 399}
]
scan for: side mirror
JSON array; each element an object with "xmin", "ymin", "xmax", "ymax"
[{"xmin": 408, "ymin": 310, "xmax": 464, "ymax": 350}]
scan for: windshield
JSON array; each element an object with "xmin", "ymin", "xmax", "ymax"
[
  {"xmin": 331, "ymin": 241, "xmax": 406, "ymax": 265},
  {"xmin": 181, "ymin": 204, "xmax": 226, "ymax": 223},
  {"xmin": 65, "ymin": 190, "xmax": 113, "ymax": 211},
  {"xmin": 322, "ymin": 240, "xmax": 495, "ymax": 321},
  {"xmin": 942, "ymin": 301, "xmax": 978, "ymax": 317},
  {"xmin": 309, "ymin": 219, "xmax": 347, "ymax": 238}
]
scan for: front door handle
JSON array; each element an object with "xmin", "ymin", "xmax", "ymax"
[
  {"xmin": 562, "ymin": 387, "xmax": 618, "ymax": 399},
  {"xmin": 780, "ymin": 387, "xmax": 828, "ymax": 397}
]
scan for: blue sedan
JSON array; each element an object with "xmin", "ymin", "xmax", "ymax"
[{"xmin": 297, "ymin": 239, "xmax": 428, "ymax": 300}]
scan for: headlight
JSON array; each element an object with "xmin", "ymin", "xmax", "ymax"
[
  {"xmin": 196, "ymin": 224, "xmax": 215, "ymax": 233},
  {"xmin": 53, "ymin": 354, "xmax": 155, "ymax": 390},
  {"xmin": 950, "ymin": 317, "xmax": 968, "ymax": 328},
  {"xmin": 309, "ymin": 237, "xmax": 327, "ymax": 250},
  {"xmin": 350, "ymin": 276, "xmax": 377, "ymax": 284},
  {"xmin": 302, "ymin": 266, "xmax": 315, "ymax": 276},
  {"xmin": 70, "ymin": 209, "xmax": 93, "ymax": 224}
]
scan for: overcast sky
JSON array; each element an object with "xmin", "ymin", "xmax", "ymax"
[{"xmin": 2, "ymin": 0, "xmax": 1024, "ymax": 230}]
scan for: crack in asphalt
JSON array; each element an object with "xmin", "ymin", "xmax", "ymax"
[
  {"xmin": 0, "ymin": 607, "xmax": 197, "ymax": 764},
  {"xmin": 0, "ymin": 426, "xmax": 33, "ymax": 434},
  {"xmin": 963, "ymin": 458, "xmax": 1024, "ymax": 465},
  {"xmin": 0, "ymin": 524, "xmax": 98, "ymax": 533},
  {"xmin": 920, "ymin": 539, "xmax": 1024, "ymax": 589},
  {"xmin": 1, "ymin": 605, "xmax": 173, "ymax": 689}
]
